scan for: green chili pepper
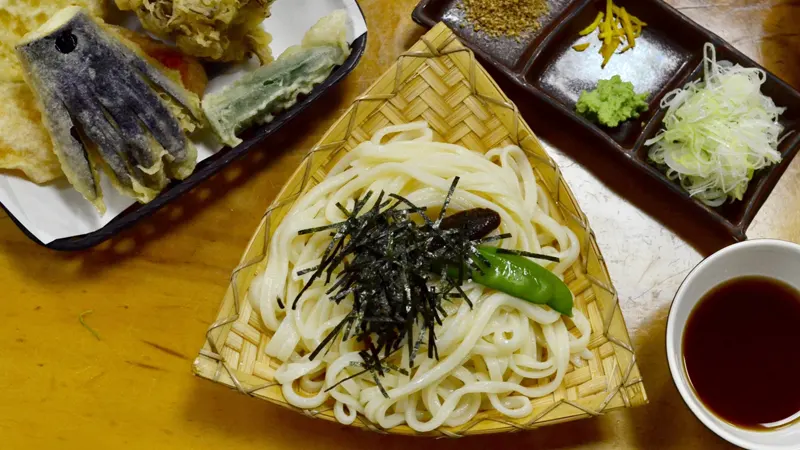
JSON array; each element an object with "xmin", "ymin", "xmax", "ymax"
[{"xmin": 445, "ymin": 246, "xmax": 574, "ymax": 316}]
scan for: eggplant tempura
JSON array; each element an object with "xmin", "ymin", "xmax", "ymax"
[{"xmin": 16, "ymin": 7, "xmax": 205, "ymax": 213}]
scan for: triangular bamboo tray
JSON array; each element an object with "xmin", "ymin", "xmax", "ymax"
[{"xmin": 194, "ymin": 22, "xmax": 647, "ymax": 437}]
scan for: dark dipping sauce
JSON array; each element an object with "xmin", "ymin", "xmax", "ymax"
[{"xmin": 683, "ymin": 276, "xmax": 800, "ymax": 430}]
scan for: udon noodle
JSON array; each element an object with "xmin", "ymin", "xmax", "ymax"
[{"xmin": 250, "ymin": 122, "xmax": 592, "ymax": 432}]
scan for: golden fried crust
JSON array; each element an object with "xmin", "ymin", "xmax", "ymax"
[
  {"xmin": 115, "ymin": 0, "xmax": 274, "ymax": 63},
  {"xmin": 111, "ymin": 27, "xmax": 209, "ymax": 98},
  {"xmin": 0, "ymin": 82, "xmax": 63, "ymax": 183},
  {"xmin": 0, "ymin": 0, "xmax": 107, "ymax": 183}
]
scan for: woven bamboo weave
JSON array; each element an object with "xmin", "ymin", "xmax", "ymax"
[{"xmin": 193, "ymin": 23, "xmax": 647, "ymax": 437}]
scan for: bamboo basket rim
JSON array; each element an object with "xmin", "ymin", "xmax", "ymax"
[{"xmin": 194, "ymin": 22, "xmax": 647, "ymax": 437}]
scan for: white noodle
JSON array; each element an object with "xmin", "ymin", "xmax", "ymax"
[{"xmin": 251, "ymin": 122, "xmax": 590, "ymax": 431}]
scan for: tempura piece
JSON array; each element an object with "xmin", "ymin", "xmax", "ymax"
[
  {"xmin": 0, "ymin": 0, "xmax": 108, "ymax": 183},
  {"xmin": 0, "ymin": 0, "xmax": 108, "ymax": 82},
  {"xmin": 115, "ymin": 0, "xmax": 274, "ymax": 63},
  {"xmin": 0, "ymin": 82, "xmax": 63, "ymax": 183},
  {"xmin": 16, "ymin": 7, "xmax": 205, "ymax": 212},
  {"xmin": 112, "ymin": 27, "xmax": 209, "ymax": 98},
  {"xmin": 203, "ymin": 10, "xmax": 351, "ymax": 147}
]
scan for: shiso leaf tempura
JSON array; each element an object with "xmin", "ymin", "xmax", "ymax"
[
  {"xmin": 202, "ymin": 10, "xmax": 351, "ymax": 147},
  {"xmin": 646, "ymin": 43, "xmax": 785, "ymax": 207}
]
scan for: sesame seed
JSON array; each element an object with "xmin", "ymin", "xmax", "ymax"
[{"xmin": 461, "ymin": 0, "xmax": 550, "ymax": 38}]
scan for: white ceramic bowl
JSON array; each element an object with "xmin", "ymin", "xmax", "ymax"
[{"xmin": 666, "ymin": 239, "xmax": 800, "ymax": 450}]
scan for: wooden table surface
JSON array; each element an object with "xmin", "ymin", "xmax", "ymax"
[{"xmin": 2, "ymin": 1, "xmax": 799, "ymax": 448}]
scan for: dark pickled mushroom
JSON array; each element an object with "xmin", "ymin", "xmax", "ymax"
[{"xmin": 438, "ymin": 208, "xmax": 501, "ymax": 240}]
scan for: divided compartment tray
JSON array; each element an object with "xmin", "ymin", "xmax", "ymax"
[
  {"xmin": 0, "ymin": 7, "xmax": 368, "ymax": 252},
  {"xmin": 413, "ymin": 0, "xmax": 800, "ymax": 241}
]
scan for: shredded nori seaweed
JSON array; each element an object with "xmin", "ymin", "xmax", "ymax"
[
  {"xmin": 495, "ymin": 248, "xmax": 561, "ymax": 263},
  {"xmin": 295, "ymin": 177, "xmax": 505, "ymax": 397}
]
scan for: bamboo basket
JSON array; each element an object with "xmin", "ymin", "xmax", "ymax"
[{"xmin": 193, "ymin": 23, "xmax": 647, "ymax": 437}]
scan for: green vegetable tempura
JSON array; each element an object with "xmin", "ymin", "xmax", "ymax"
[{"xmin": 576, "ymin": 75, "xmax": 648, "ymax": 127}]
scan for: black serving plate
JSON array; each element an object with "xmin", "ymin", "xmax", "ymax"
[
  {"xmin": 413, "ymin": 0, "xmax": 800, "ymax": 241},
  {"xmin": 2, "ymin": 8, "xmax": 367, "ymax": 251}
]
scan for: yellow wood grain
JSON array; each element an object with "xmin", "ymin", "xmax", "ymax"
[{"xmin": 1, "ymin": 0, "xmax": 799, "ymax": 448}]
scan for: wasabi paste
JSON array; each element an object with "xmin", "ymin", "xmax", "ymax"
[{"xmin": 576, "ymin": 75, "xmax": 648, "ymax": 128}]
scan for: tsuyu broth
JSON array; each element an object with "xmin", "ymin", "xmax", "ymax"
[{"xmin": 682, "ymin": 276, "xmax": 800, "ymax": 430}]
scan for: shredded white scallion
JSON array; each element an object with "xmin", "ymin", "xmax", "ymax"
[{"xmin": 646, "ymin": 43, "xmax": 785, "ymax": 207}]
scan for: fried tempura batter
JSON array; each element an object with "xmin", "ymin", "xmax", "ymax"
[{"xmin": 115, "ymin": 0, "xmax": 274, "ymax": 63}]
